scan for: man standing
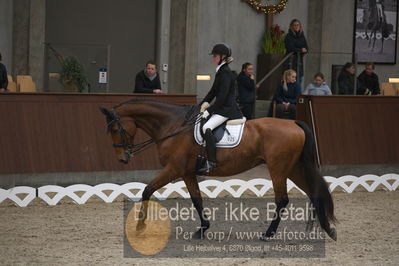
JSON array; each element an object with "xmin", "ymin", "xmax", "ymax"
[
  {"xmin": 134, "ymin": 61, "xmax": 162, "ymax": 94},
  {"xmin": 357, "ymin": 62, "xmax": 380, "ymax": 95}
]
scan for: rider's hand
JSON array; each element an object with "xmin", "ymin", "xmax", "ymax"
[
  {"xmin": 200, "ymin": 102, "xmax": 210, "ymax": 113},
  {"xmin": 202, "ymin": 110, "xmax": 210, "ymax": 119}
]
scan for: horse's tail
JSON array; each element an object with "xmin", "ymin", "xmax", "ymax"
[{"xmin": 295, "ymin": 121, "xmax": 337, "ymax": 228}]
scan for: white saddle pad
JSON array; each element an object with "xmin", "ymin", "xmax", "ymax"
[{"xmin": 194, "ymin": 121, "xmax": 245, "ymax": 148}]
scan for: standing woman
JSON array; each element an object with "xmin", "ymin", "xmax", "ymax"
[
  {"xmin": 284, "ymin": 19, "xmax": 308, "ymax": 87},
  {"xmin": 237, "ymin": 62, "xmax": 258, "ymax": 120},
  {"xmin": 0, "ymin": 52, "xmax": 8, "ymax": 93},
  {"xmin": 275, "ymin": 69, "xmax": 301, "ymax": 120},
  {"xmin": 198, "ymin": 44, "xmax": 243, "ymax": 173}
]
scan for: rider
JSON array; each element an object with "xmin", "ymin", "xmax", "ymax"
[{"xmin": 198, "ymin": 43, "xmax": 243, "ymax": 174}]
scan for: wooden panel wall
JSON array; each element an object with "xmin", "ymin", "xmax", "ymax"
[
  {"xmin": 297, "ymin": 96, "xmax": 399, "ymax": 165},
  {"xmin": 0, "ymin": 93, "xmax": 196, "ymax": 174}
]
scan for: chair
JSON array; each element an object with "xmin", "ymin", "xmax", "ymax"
[
  {"xmin": 380, "ymin": 83, "xmax": 397, "ymax": 96},
  {"xmin": 7, "ymin": 75, "xmax": 17, "ymax": 92},
  {"xmin": 394, "ymin": 83, "xmax": 399, "ymax": 95},
  {"xmin": 16, "ymin": 75, "xmax": 37, "ymax": 92}
]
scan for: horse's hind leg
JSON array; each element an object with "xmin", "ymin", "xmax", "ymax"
[
  {"xmin": 288, "ymin": 164, "xmax": 337, "ymax": 241},
  {"xmin": 261, "ymin": 167, "xmax": 289, "ymax": 239},
  {"xmin": 183, "ymin": 175, "xmax": 210, "ymax": 239},
  {"xmin": 136, "ymin": 165, "xmax": 180, "ymax": 231}
]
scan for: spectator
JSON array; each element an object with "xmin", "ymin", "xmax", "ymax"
[
  {"xmin": 275, "ymin": 69, "xmax": 301, "ymax": 120},
  {"xmin": 338, "ymin": 62, "xmax": 356, "ymax": 95},
  {"xmin": 134, "ymin": 61, "xmax": 162, "ymax": 94},
  {"xmin": 0, "ymin": 52, "xmax": 8, "ymax": 93},
  {"xmin": 303, "ymin": 72, "xmax": 332, "ymax": 95},
  {"xmin": 284, "ymin": 19, "xmax": 308, "ymax": 88},
  {"xmin": 237, "ymin": 62, "xmax": 258, "ymax": 120},
  {"xmin": 357, "ymin": 62, "xmax": 380, "ymax": 95}
]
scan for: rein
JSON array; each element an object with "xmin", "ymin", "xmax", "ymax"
[{"xmin": 108, "ymin": 105, "xmax": 201, "ymax": 157}]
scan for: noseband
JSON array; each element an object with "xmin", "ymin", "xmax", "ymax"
[
  {"xmin": 105, "ymin": 105, "xmax": 202, "ymax": 157},
  {"xmin": 106, "ymin": 109, "xmax": 136, "ymax": 157}
]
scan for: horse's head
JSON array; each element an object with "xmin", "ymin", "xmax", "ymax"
[{"xmin": 99, "ymin": 106, "xmax": 137, "ymax": 164}]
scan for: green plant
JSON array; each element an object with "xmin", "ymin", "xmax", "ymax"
[
  {"xmin": 59, "ymin": 56, "xmax": 89, "ymax": 92},
  {"xmin": 262, "ymin": 24, "xmax": 286, "ymax": 54}
]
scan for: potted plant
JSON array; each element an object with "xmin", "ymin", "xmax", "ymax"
[
  {"xmin": 59, "ymin": 56, "xmax": 89, "ymax": 93},
  {"xmin": 257, "ymin": 24, "xmax": 286, "ymax": 100}
]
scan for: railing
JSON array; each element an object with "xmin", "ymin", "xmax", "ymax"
[{"xmin": 256, "ymin": 52, "xmax": 294, "ymax": 88}]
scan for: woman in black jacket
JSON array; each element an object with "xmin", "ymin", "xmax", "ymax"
[
  {"xmin": 198, "ymin": 44, "xmax": 243, "ymax": 173},
  {"xmin": 338, "ymin": 62, "xmax": 356, "ymax": 95},
  {"xmin": 284, "ymin": 19, "xmax": 308, "ymax": 87},
  {"xmin": 275, "ymin": 69, "xmax": 301, "ymax": 120},
  {"xmin": 237, "ymin": 62, "xmax": 257, "ymax": 120}
]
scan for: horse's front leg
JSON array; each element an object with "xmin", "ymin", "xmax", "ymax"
[
  {"xmin": 183, "ymin": 175, "xmax": 210, "ymax": 239},
  {"xmin": 136, "ymin": 165, "xmax": 180, "ymax": 232}
]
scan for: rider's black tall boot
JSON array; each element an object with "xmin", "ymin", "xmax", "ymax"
[{"xmin": 197, "ymin": 128, "xmax": 217, "ymax": 174}]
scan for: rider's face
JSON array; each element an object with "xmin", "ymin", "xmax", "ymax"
[{"xmin": 212, "ymin": 54, "xmax": 224, "ymax": 65}]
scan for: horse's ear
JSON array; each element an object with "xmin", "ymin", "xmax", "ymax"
[{"xmin": 99, "ymin": 106, "xmax": 110, "ymax": 117}]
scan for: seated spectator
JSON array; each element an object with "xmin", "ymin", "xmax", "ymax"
[
  {"xmin": 134, "ymin": 61, "xmax": 162, "ymax": 94},
  {"xmin": 357, "ymin": 62, "xmax": 380, "ymax": 95},
  {"xmin": 303, "ymin": 72, "xmax": 332, "ymax": 95},
  {"xmin": 275, "ymin": 69, "xmax": 301, "ymax": 120},
  {"xmin": 338, "ymin": 62, "xmax": 356, "ymax": 95},
  {"xmin": 237, "ymin": 62, "xmax": 258, "ymax": 120},
  {"xmin": 0, "ymin": 52, "xmax": 8, "ymax": 93}
]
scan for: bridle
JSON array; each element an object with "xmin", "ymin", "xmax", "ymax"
[{"xmin": 106, "ymin": 106, "xmax": 201, "ymax": 158}]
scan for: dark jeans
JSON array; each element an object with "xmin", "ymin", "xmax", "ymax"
[
  {"xmin": 275, "ymin": 103, "xmax": 296, "ymax": 120},
  {"xmin": 240, "ymin": 103, "xmax": 254, "ymax": 120},
  {"xmin": 296, "ymin": 76, "xmax": 303, "ymax": 91}
]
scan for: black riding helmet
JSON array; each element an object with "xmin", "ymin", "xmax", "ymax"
[{"xmin": 210, "ymin": 43, "xmax": 232, "ymax": 57}]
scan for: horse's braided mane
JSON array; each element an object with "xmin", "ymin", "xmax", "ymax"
[
  {"xmin": 113, "ymin": 97, "xmax": 192, "ymax": 109},
  {"xmin": 113, "ymin": 97, "xmax": 200, "ymax": 122}
]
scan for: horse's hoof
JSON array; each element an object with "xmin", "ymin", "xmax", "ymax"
[
  {"xmin": 328, "ymin": 228, "xmax": 337, "ymax": 241},
  {"xmin": 136, "ymin": 222, "xmax": 147, "ymax": 232},
  {"xmin": 260, "ymin": 231, "xmax": 275, "ymax": 241},
  {"xmin": 192, "ymin": 227, "xmax": 207, "ymax": 239}
]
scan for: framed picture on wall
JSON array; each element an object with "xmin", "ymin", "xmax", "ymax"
[{"xmin": 353, "ymin": 0, "xmax": 398, "ymax": 64}]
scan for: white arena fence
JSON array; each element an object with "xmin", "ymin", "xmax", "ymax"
[{"xmin": 0, "ymin": 174, "xmax": 398, "ymax": 207}]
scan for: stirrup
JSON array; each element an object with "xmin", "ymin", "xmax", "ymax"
[{"xmin": 196, "ymin": 160, "xmax": 217, "ymax": 174}]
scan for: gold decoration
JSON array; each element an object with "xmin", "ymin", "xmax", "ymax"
[{"xmin": 244, "ymin": 0, "xmax": 288, "ymax": 15}]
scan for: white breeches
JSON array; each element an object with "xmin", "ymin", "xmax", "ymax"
[{"xmin": 202, "ymin": 114, "xmax": 228, "ymax": 134}]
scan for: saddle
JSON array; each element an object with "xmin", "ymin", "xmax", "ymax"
[{"xmin": 194, "ymin": 117, "xmax": 246, "ymax": 148}]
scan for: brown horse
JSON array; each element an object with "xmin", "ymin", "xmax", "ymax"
[{"xmin": 99, "ymin": 98, "xmax": 337, "ymax": 241}]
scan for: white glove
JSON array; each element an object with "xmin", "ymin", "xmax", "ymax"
[
  {"xmin": 202, "ymin": 110, "xmax": 210, "ymax": 119},
  {"xmin": 200, "ymin": 102, "xmax": 210, "ymax": 113}
]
